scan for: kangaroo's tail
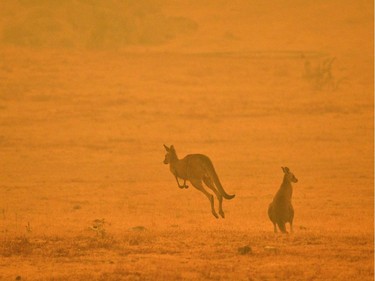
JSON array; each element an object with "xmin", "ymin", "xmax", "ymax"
[
  {"xmin": 207, "ymin": 160, "xmax": 235, "ymax": 200},
  {"xmin": 277, "ymin": 221, "xmax": 287, "ymax": 233}
]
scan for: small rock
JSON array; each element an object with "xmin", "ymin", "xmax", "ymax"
[
  {"xmin": 15, "ymin": 276, "xmax": 21, "ymax": 281},
  {"xmin": 238, "ymin": 245, "xmax": 252, "ymax": 255},
  {"xmin": 92, "ymin": 219, "xmax": 105, "ymax": 226},
  {"xmin": 131, "ymin": 226, "xmax": 146, "ymax": 232}
]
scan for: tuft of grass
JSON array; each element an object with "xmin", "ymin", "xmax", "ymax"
[
  {"xmin": 0, "ymin": 236, "xmax": 33, "ymax": 257},
  {"xmin": 303, "ymin": 56, "xmax": 346, "ymax": 91},
  {"xmin": 238, "ymin": 245, "xmax": 252, "ymax": 255}
]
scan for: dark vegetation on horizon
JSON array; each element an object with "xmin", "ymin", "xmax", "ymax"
[{"xmin": 0, "ymin": 0, "xmax": 198, "ymax": 49}]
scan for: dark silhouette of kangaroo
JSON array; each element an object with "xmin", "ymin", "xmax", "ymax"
[
  {"xmin": 268, "ymin": 167, "xmax": 298, "ymax": 233},
  {"xmin": 163, "ymin": 145, "xmax": 235, "ymax": 219}
]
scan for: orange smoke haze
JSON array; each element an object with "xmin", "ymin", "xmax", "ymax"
[{"xmin": 0, "ymin": 1, "xmax": 373, "ymax": 280}]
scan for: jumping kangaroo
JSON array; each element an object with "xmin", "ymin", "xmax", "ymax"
[
  {"xmin": 268, "ymin": 167, "xmax": 298, "ymax": 233},
  {"xmin": 163, "ymin": 144, "xmax": 235, "ymax": 218}
]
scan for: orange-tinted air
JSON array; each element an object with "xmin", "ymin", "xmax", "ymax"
[{"xmin": 0, "ymin": 1, "xmax": 373, "ymax": 280}]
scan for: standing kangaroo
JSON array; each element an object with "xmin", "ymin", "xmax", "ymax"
[
  {"xmin": 268, "ymin": 167, "xmax": 298, "ymax": 233},
  {"xmin": 163, "ymin": 145, "xmax": 235, "ymax": 218}
]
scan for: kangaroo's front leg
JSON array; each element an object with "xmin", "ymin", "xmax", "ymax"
[
  {"xmin": 175, "ymin": 176, "xmax": 189, "ymax": 189},
  {"xmin": 182, "ymin": 179, "xmax": 189, "ymax": 188}
]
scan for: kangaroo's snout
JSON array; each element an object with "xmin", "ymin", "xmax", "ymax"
[
  {"xmin": 292, "ymin": 175, "xmax": 298, "ymax": 183},
  {"xmin": 163, "ymin": 154, "xmax": 170, "ymax": 164}
]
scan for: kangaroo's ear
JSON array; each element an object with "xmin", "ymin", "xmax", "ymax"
[
  {"xmin": 170, "ymin": 145, "xmax": 175, "ymax": 151},
  {"xmin": 282, "ymin": 167, "xmax": 290, "ymax": 173},
  {"xmin": 163, "ymin": 144, "xmax": 170, "ymax": 152}
]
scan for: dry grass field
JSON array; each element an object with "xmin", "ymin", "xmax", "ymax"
[{"xmin": 0, "ymin": 1, "xmax": 373, "ymax": 280}]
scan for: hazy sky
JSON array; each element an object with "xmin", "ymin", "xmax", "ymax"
[{"xmin": 0, "ymin": 0, "xmax": 373, "ymax": 55}]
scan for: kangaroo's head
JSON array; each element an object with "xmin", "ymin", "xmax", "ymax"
[
  {"xmin": 163, "ymin": 144, "xmax": 177, "ymax": 164},
  {"xmin": 282, "ymin": 167, "xmax": 298, "ymax": 183}
]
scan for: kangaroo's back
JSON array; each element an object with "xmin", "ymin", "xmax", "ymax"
[{"xmin": 182, "ymin": 154, "xmax": 214, "ymax": 176}]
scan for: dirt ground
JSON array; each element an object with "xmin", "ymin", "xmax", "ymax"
[{"xmin": 0, "ymin": 1, "xmax": 373, "ymax": 280}]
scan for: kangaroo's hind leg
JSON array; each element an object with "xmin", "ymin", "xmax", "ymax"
[
  {"xmin": 273, "ymin": 222, "xmax": 278, "ymax": 233},
  {"xmin": 268, "ymin": 204, "xmax": 278, "ymax": 233},
  {"xmin": 190, "ymin": 179, "xmax": 219, "ymax": 219},
  {"xmin": 203, "ymin": 176, "xmax": 224, "ymax": 218}
]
